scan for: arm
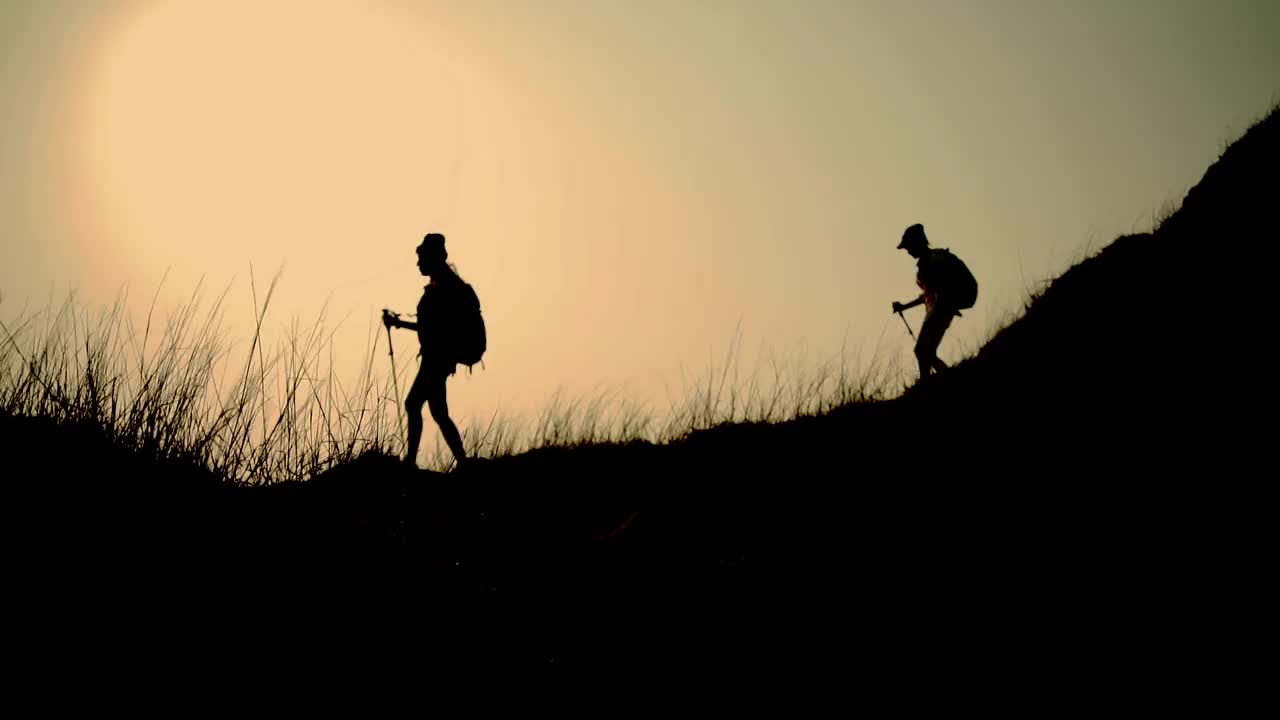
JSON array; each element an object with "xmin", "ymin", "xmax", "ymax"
[{"xmin": 892, "ymin": 295, "xmax": 926, "ymax": 314}]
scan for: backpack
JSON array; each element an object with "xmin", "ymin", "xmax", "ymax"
[
  {"xmin": 453, "ymin": 282, "xmax": 487, "ymax": 371},
  {"xmin": 932, "ymin": 249, "xmax": 978, "ymax": 311}
]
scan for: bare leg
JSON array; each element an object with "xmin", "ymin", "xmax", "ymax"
[
  {"xmin": 915, "ymin": 309, "xmax": 955, "ymax": 380},
  {"xmin": 405, "ymin": 375, "xmax": 428, "ymax": 466},
  {"xmin": 426, "ymin": 379, "xmax": 467, "ymax": 467},
  {"xmin": 916, "ymin": 355, "xmax": 932, "ymax": 381}
]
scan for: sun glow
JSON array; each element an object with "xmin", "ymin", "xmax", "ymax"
[{"xmin": 81, "ymin": 0, "xmax": 463, "ymax": 285}]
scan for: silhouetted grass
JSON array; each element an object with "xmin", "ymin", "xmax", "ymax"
[
  {"xmin": 661, "ymin": 326, "xmax": 899, "ymax": 438},
  {"xmin": 1, "ymin": 271, "xmax": 399, "ymax": 484},
  {"xmin": 416, "ymin": 322, "xmax": 904, "ymax": 471},
  {"xmin": 3, "ymin": 281, "xmax": 901, "ymax": 480}
]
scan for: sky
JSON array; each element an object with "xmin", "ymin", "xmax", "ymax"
[{"xmin": 2, "ymin": 0, "xmax": 1278, "ymax": 447}]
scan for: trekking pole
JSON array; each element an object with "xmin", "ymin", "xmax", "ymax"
[
  {"xmin": 383, "ymin": 309, "xmax": 404, "ymax": 436},
  {"xmin": 896, "ymin": 310, "xmax": 916, "ymax": 341}
]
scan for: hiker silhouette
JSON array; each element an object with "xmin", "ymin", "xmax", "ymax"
[
  {"xmin": 891, "ymin": 223, "xmax": 978, "ymax": 382},
  {"xmin": 382, "ymin": 232, "xmax": 483, "ymax": 468}
]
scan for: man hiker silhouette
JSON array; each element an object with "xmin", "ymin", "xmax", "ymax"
[
  {"xmin": 892, "ymin": 223, "xmax": 978, "ymax": 382},
  {"xmin": 383, "ymin": 232, "xmax": 484, "ymax": 468}
]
